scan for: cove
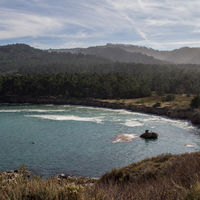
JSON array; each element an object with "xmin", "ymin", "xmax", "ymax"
[{"xmin": 0, "ymin": 104, "xmax": 199, "ymax": 178}]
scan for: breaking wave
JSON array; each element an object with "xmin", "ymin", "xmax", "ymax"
[
  {"xmin": 124, "ymin": 120, "xmax": 143, "ymax": 127},
  {"xmin": 0, "ymin": 109, "xmax": 66, "ymax": 113},
  {"xmin": 26, "ymin": 115, "xmax": 103, "ymax": 123}
]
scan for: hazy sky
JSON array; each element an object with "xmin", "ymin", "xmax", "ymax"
[{"xmin": 0, "ymin": 0, "xmax": 200, "ymax": 50}]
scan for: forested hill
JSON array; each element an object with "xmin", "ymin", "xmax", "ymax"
[
  {"xmin": 55, "ymin": 43, "xmax": 200, "ymax": 64},
  {"xmin": 51, "ymin": 45, "xmax": 165, "ymax": 64},
  {"xmin": 0, "ymin": 44, "xmax": 166, "ymax": 75},
  {"xmin": 1, "ymin": 43, "xmax": 200, "ymax": 75},
  {"xmin": 0, "ymin": 44, "xmax": 110, "ymax": 74},
  {"xmin": 1, "ymin": 44, "xmax": 200, "ymax": 98}
]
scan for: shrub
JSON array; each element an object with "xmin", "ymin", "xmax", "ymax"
[
  {"xmin": 185, "ymin": 182, "xmax": 200, "ymax": 200},
  {"xmin": 153, "ymin": 102, "xmax": 161, "ymax": 108},
  {"xmin": 162, "ymin": 94, "xmax": 175, "ymax": 102},
  {"xmin": 191, "ymin": 94, "xmax": 200, "ymax": 108},
  {"xmin": 187, "ymin": 94, "xmax": 191, "ymax": 97}
]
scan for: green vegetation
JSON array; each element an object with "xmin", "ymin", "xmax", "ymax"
[
  {"xmin": 1, "ymin": 44, "xmax": 200, "ymax": 97},
  {"xmin": 0, "ymin": 73, "xmax": 151, "ymax": 99},
  {"xmin": 1, "ymin": 152, "xmax": 200, "ymax": 199},
  {"xmin": 1, "ymin": 68, "xmax": 200, "ymax": 99},
  {"xmin": 0, "ymin": 44, "xmax": 109, "ymax": 74},
  {"xmin": 1, "ymin": 44, "xmax": 200, "ymax": 199}
]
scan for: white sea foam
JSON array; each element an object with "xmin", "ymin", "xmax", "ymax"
[
  {"xmin": 142, "ymin": 116, "xmax": 195, "ymax": 130},
  {"xmin": 0, "ymin": 109, "xmax": 66, "ymax": 113},
  {"xmin": 184, "ymin": 144, "xmax": 195, "ymax": 148},
  {"xmin": 53, "ymin": 106, "xmax": 195, "ymax": 129},
  {"xmin": 24, "ymin": 109, "xmax": 66, "ymax": 113},
  {"xmin": 124, "ymin": 120, "xmax": 143, "ymax": 127},
  {"xmin": 26, "ymin": 115, "xmax": 103, "ymax": 123},
  {"xmin": 72, "ymin": 106, "xmax": 124, "ymax": 113},
  {"xmin": 112, "ymin": 134, "xmax": 139, "ymax": 143},
  {"xmin": 64, "ymin": 105, "xmax": 136, "ymax": 114},
  {"xmin": 0, "ymin": 109, "xmax": 20, "ymax": 113}
]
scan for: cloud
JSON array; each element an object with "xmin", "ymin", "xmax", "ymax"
[
  {"xmin": 0, "ymin": 8, "xmax": 63, "ymax": 39},
  {"xmin": 0, "ymin": 0, "xmax": 200, "ymax": 50}
]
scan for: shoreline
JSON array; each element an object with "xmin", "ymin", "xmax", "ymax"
[{"xmin": 0, "ymin": 96, "xmax": 200, "ymax": 126}]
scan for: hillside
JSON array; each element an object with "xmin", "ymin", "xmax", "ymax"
[
  {"xmin": 0, "ymin": 44, "xmax": 109, "ymax": 74},
  {"xmin": 1, "ymin": 152, "xmax": 200, "ymax": 200},
  {"xmin": 1, "ymin": 44, "xmax": 200, "ymax": 75},
  {"xmin": 1, "ymin": 44, "xmax": 200, "ymax": 97},
  {"xmin": 55, "ymin": 43, "xmax": 200, "ymax": 64},
  {"xmin": 52, "ymin": 45, "xmax": 166, "ymax": 64}
]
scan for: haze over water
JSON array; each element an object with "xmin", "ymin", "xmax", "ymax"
[{"xmin": 0, "ymin": 105, "xmax": 200, "ymax": 177}]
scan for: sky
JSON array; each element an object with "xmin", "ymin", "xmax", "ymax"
[{"xmin": 0, "ymin": 0, "xmax": 200, "ymax": 50}]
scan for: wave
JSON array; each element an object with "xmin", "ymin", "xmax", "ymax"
[
  {"xmin": 25, "ymin": 109, "xmax": 66, "ymax": 113},
  {"xmin": 142, "ymin": 115, "xmax": 196, "ymax": 130},
  {"xmin": 0, "ymin": 109, "xmax": 66, "ymax": 113},
  {"xmin": 1, "ymin": 105, "xmax": 196, "ymax": 130},
  {"xmin": 124, "ymin": 120, "xmax": 143, "ymax": 127},
  {"xmin": 0, "ymin": 110, "xmax": 21, "ymax": 113},
  {"xmin": 66, "ymin": 105, "xmax": 127, "ymax": 113},
  {"xmin": 112, "ymin": 134, "xmax": 139, "ymax": 143},
  {"xmin": 61, "ymin": 105, "xmax": 137, "ymax": 115},
  {"xmin": 26, "ymin": 115, "xmax": 103, "ymax": 123}
]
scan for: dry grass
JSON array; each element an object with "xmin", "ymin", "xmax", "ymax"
[
  {"xmin": 92, "ymin": 152, "xmax": 200, "ymax": 200},
  {"xmin": 0, "ymin": 174, "xmax": 85, "ymax": 200},
  {"xmin": 1, "ymin": 152, "xmax": 200, "ymax": 199},
  {"xmin": 100, "ymin": 93, "xmax": 195, "ymax": 109}
]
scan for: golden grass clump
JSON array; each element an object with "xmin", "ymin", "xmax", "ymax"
[{"xmin": 1, "ymin": 152, "xmax": 200, "ymax": 199}]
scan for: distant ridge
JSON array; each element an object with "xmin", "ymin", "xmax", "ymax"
[
  {"xmin": 51, "ymin": 44, "xmax": 166, "ymax": 64},
  {"xmin": 1, "ymin": 43, "xmax": 200, "ymax": 74},
  {"xmin": 0, "ymin": 44, "xmax": 109, "ymax": 74},
  {"xmin": 52, "ymin": 43, "xmax": 200, "ymax": 64}
]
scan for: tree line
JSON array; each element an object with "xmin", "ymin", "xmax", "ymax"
[
  {"xmin": 0, "ymin": 73, "xmax": 151, "ymax": 99},
  {"xmin": 1, "ymin": 65, "xmax": 200, "ymax": 99}
]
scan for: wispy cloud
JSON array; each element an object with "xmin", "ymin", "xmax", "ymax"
[
  {"xmin": 0, "ymin": 0, "xmax": 200, "ymax": 50},
  {"xmin": 0, "ymin": 8, "xmax": 63, "ymax": 39}
]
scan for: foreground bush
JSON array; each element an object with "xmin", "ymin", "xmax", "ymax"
[
  {"xmin": 1, "ymin": 152, "xmax": 200, "ymax": 200},
  {"xmin": 0, "ymin": 174, "xmax": 84, "ymax": 200}
]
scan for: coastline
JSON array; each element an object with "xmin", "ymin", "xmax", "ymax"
[
  {"xmin": 0, "ymin": 96, "xmax": 200, "ymax": 126},
  {"xmin": 1, "ymin": 96, "xmax": 200, "ymax": 199}
]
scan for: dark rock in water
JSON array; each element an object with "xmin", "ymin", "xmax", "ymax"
[{"xmin": 140, "ymin": 130, "xmax": 158, "ymax": 139}]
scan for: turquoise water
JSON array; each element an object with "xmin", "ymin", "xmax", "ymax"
[{"xmin": 0, "ymin": 104, "xmax": 200, "ymax": 177}]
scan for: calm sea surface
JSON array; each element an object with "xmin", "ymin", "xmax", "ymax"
[{"xmin": 0, "ymin": 104, "xmax": 199, "ymax": 177}]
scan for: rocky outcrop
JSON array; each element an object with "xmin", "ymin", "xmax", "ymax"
[
  {"xmin": 140, "ymin": 130, "xmax": 158, "ymax": 139},
  {"xmin": 191, "ymin": 112, "xmax": 200, "ymax": 124}
]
